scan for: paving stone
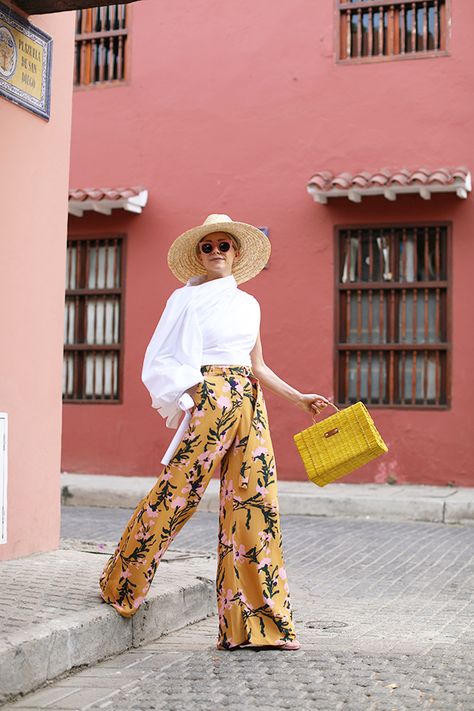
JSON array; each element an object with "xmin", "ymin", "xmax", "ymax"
[
  {"xmin": 0, "ymin": 545, "xmax": 216, "ymax": 704},
  {"xmin": 3, "ymin": 510, "xmax": 473, "ymax": 710}
]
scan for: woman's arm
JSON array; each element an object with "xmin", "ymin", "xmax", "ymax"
[{"xmin": 250, "ymin": 330, "xmax": 330, "ymax": 417}]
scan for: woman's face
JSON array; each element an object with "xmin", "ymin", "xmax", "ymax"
[{"xmin": 197, "ymin": 232, "xmax": 240, "ymax": 280}]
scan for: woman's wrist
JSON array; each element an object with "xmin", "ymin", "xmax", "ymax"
[
  {"xmin": 278, "ymin": 385, "xmax": 305, "ymax": 408},
  {"xmin": 257, "ymin": 365, "xmax": 304, "ymax": 406},
  {"xmin": 297, "ymin": 393, "xmax": 313, "ymax": 411},
  {"xmin": 290, "ymin": 390, "xmax": 304, "ymax": 407}
]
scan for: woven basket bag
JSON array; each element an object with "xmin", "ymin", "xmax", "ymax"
[{"xmin": 293, "ymin": 401, "xmax": 388, "ymax": 487}]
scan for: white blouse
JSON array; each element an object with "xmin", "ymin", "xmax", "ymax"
[{"xmin": 142, "ymin": 275, "xmax": 260, "ymax": 463}]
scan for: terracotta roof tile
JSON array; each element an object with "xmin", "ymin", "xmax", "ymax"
[
  {"xmin": 307, "ymin": 167, "xmax": 471, "ymax": 203},
  {"xmin": 68, "ymin": 186, "xmax": 148, "ymax": 217},
  {"xmin": 69, "ymin": 186, "xmax": 146, "ymax": 202},
  {"xmin": 352, "ymin": 172, "xmax": 372, "ymax": 188},
  {"xmin": 389, "ymin": 168, "xmax": 411, "ymax": 186},
  {"xmin": 332, "ymin": 172, "xmax": 353, "ymax": 189}
]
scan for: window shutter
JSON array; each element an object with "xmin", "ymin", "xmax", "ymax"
[
  {"xmin": 336, "ymin": 224, "xmax": 449, "ymax": 408},
  {"xmin": 337, "ymin": 0, "xmax": 449, "ymax": 62},
  {"xmin": 63, "ymin": 236, "xmax": 124, "ymax": 403},
  {"xmin": 74, "ymin": 4, "xmax": 129, "ymax": 86}
]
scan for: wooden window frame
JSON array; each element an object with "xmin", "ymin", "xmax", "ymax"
[
  {"xmin": 334, "ymin": 221, "xmax": 452, "ymax": 410},
  {"xmin": 74, "ymin": 3, "xmax": 132, "ymax": 90},
  {"xmin": 63, "ymin": 233, "xmax": 127, "ymax": 404},
  {"xmin": 335, "ymin": 0, "xmax": 451, "ymax": 65}
]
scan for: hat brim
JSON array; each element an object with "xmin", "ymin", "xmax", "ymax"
[{"xmin": 167, "ymin": 220, "xmax": 271, "ymax": 285}]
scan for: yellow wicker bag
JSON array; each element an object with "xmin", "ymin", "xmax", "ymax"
[{"xmin": 293, "ymin": 402, "xmax": 388, "ymax": 487}]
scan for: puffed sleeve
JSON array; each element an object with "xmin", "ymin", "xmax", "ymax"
[{"xmin": 141, "ymin": 289, "xmax": 204, "ymax": 429}]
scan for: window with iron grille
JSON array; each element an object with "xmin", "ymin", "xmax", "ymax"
[
  {"xmin": 63, "ymin": 236, "xmax": 124, "ymax": 402},
  {"xmin": 336, "ymin": 225, "xmax": 449, "ymax": 408},
  {"xmin": 74, "ymin": 4, "xmax": 128, "ymax": 86},
  {"xmin": 337, "ymin": 0, "xmax": 449, "ymax": 62}
]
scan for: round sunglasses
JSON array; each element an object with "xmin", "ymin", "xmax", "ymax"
[{"xmin": 199, "ymin": 240, "xmax": 233, "ymax": 254}]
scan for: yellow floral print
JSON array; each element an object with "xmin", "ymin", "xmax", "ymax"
[{"xmin": 99, "ymin": 365, "xmax": 296, "ymax": 648}]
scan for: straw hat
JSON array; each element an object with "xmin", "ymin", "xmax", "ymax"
[{"xmin": 167, "ymin": 214, "xmax": 271, "ymax": 285}]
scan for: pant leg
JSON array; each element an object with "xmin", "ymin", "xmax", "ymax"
[
  {"xmin": 99, "ymin": 369, "xmax": 244, "ymax": 617},
  {"xmin": 216, "ymin": 380, "xmax": 296, "ymax": 647}
]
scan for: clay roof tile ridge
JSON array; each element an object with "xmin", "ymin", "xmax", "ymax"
[{"xmin": 332, "ymin": 172, "xmax": 353, "ymax": 189}]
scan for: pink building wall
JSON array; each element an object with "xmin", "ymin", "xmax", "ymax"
[
  {"xmin": 0, "ymin": 8, "xmax": 75, "ymax": 560},
  {"xmin": 64, "ymin": 0, "xmax": 474, "ymax": 486}
]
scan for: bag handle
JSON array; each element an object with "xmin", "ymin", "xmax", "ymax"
[{"xmin": 311, "ymin": 401, "xmax": 340, "ymax": 424}]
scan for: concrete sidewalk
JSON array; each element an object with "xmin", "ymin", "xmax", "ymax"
[
  {"xmin": 0, "ymin": 543, "xmax": 216, "ymax": 705},
  {"xmin": 61, "ymin": 473, "xmax": 474, "ymax": 526}
]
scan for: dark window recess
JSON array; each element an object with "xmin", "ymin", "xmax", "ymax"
[
  {"xmin": 74, "ymin": 4, "xmax": 128, "ymax": 86},
  {"xmin": 63, "ymin": 237, "xmax": 123, "ymax": 402},
  {"xmin": 338, "ymin": 0, "xmax": 448, "ymax": 62},
  {"xmin": 336, "ymin": 225, "xmax": 449, "ymax": 408}
]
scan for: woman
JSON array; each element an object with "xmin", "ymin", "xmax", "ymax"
[{"xmin": 99, "ymin": 214, "xmax": 329, "ymax": 650}]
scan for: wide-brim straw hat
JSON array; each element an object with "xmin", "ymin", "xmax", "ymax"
[{"xmin": 167, "ymin": 214, "xmax": 271, "ymax": 285}]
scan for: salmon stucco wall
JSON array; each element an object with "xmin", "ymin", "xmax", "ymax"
[
  {"xmin": 64, "ymin": 0, "xmax": 474, "ymax": 486},
  {"xmin": 0, "ymin": 9, "xmax": 75, "ymax": 560}
]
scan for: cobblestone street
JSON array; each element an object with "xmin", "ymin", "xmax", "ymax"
[{"xmin": 5, "ymin": 507, "xmax": 474, "ymax": 710}]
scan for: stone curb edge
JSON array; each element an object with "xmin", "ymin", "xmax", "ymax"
[
  {"xmin": 213, "ymin": 490, "xmax": 473, "ymax": 526},
  {"xmin": 0, "ymin": 563, "xmax": 216, "ymax": 705},
  {"xmin": 61, "ymin": 474, "xmax": 474, "ymax": 526}
]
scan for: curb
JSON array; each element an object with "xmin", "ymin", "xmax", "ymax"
[
  {"xmin": 0, "ymin": 549, "xmax": 216, "ymax": 705},
  {"xmin": 61, "ymin": 473, "xmax": 474, "ymax": 526}
]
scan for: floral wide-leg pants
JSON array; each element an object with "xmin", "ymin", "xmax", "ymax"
[{"xmin": 99, "ymin": 365, "xmax": 296, "ymax": 648}]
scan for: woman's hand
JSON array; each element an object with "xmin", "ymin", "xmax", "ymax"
[{"xmin": 297, "ymin": 393, "xmax": 331, "ymax": 418}]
